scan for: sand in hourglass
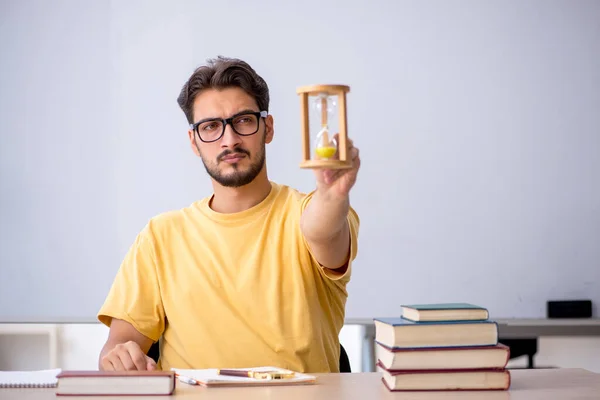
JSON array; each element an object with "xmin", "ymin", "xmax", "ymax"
[{"xmin": 316, "ymin": 130, "xmax": 336, "ymax": 158}]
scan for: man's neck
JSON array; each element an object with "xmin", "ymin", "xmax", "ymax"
[{"xmin": 209, "ymin": 170, "xmax": 273, "ymax": 214}]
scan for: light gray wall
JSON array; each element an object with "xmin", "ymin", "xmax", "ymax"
[{"xmin": 1, "ymin": 0, "xmax": 599, "ymax": 321}]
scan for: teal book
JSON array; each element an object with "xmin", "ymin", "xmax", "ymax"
[
  {"xmin": 373, "ymin": 317, "xmax": 498, "ymax": 349},
  {"xmin": 401, "ymin": 303, "xmax": 489, "ymax": 322}
]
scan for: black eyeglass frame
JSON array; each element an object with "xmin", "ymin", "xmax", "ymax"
[{"xmin": 190, "ymin": 110, "xmax": 268, "ymax": 143}]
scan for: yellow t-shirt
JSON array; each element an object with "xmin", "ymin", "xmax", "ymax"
[{"xmin": 98, "ymin": 182, "xmax": 359, "ymax": 373}]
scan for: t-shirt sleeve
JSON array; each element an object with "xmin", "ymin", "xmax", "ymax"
[
  {"xmin": 97, "ymin": 224, "xmax": 165, "ymax": 342},
  {"xmin": 300, "ymin": 191, "xmax": 360, "ymax": 284}
]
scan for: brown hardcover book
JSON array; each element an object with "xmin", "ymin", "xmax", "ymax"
[
  {"xmin": 376, "ymin": 342, "xmax": 510, "ymax": 370},
  {"xmin": 55, "ymin": 370, "xmax": 175, "ymax": 396},
  {"xmin": 377, "ymin": 361, "xmax": 511, "ymax": 391}
]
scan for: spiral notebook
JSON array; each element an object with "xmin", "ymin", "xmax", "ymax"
[{"xmin": 0, "ymin": 368, "xmax": 61, "ymax": 388}]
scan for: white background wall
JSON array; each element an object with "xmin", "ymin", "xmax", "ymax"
[{"xmin": 2, "ymin": 0, "xmax": 599, "ymax": 323}]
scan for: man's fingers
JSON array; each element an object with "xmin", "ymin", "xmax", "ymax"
[
  {"xmin": 100, "ymin": 357, "xmax": 115, "ymax": 371},
  {"xmin": 332, "ymin": 133, "xmax": 354, "ymax": 151},
  {"xmin": 119, "ymin": 351, "xmax": 137, "ymax": 371},
  {"xmin": 129, "ymin": 348, "xmax": 149, "ymax": 370},
  {"xmin": 324, "ymin": 169, "xmax": 345, "ymax": 185},
  {"xmin": 146, "ymin": 356, "xmax": 157, "ymax": 371},
  {"xmin": 323, "ymin": 169, "xmax": 335, "ymax": 182},
  {"xmin": 109, "ymin": 355, "xmax": 126, "ymax": 371}
]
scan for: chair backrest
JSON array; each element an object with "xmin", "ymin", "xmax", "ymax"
[
  {"xmin": 338, "ymin": 343, "xmax": 351, "ymax": 373},
  {"xmin": 147, "ymin": 341, "xmax": 352, "ymax": 373},
  {"xmin": 146, "ymin": 340, "xmax": 160, "ymax": 365}
]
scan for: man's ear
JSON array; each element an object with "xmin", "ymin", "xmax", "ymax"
[
  {"xmin": 188, "ymin": 129, "xmax": 201, "ymax": 157},
  {"xmin": 264, "ymin": 114, "xmax": 274, "ymax": 144}
]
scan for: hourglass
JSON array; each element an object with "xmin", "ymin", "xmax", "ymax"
[{"xmin": 296, "ymin": 84, "xmax": 352, "ymax": 169}]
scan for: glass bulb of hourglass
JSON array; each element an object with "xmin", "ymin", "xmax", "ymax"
[
  {"xmin": 312, "ymin": 93, "xmax": 338, "ymax": 160},
  {"xmin": 312, "ymin": 95, "xmax": 337, "ymax": 116},
  {"xmin": 315, "ymin": 127, "xmax": 337, "ymax": 159}
]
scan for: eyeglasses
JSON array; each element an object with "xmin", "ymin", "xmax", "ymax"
[{"xmin": 190, "ymin": 110, "xmax": 268, "ymax": 143}]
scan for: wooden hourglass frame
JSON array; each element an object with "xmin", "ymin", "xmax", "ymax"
[{"xmin": 296, "ymin": 84, "xmax": 352, "ymax": 169}]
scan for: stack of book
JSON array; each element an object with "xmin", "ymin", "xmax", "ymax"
[{"xmin": 374, "ymin": 303, "xmax": 511, "ymax": 392}]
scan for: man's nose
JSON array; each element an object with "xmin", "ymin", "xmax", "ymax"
[{"xmin": 220, "ymin": 123, "xmax": 242, "ymax": 148}]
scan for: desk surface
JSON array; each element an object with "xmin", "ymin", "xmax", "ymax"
[{"xmin": 1, "ymin": 369, "xmax": 598, "ymax": 400}]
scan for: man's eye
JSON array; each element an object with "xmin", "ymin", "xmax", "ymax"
[{"xmin": 201, "ymin": 122, "xmax": 219, "ymax": 131}]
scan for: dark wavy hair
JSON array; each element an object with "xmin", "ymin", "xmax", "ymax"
[{"xmin": 177, "ymin": 56, "xmax": 270, "ymax": 124}]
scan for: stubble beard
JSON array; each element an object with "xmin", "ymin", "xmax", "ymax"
[{"xmin": 198, "ymin": 134, "xmax": 266, "ymax": 188}]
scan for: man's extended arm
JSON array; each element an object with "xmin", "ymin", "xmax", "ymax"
[
  {"xmin": 301, "ymin": 135, "xmax": 360, "ymax": 270},
  {"xmin": 300, "ymin": 190, "xmax": 351, "ymax": 269}
]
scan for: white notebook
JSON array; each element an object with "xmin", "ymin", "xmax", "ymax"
[
  {"xmin": 171, "ymin": 366, "xmax": 316, "ymax": 387},
  {"xmin": 0, "ymin": 368, "xmax": 61, "ymax": 388}
]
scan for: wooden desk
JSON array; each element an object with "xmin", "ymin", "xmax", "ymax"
[
  {"xmin": 346, "ymin": 318, "xmax": 600, "ymax": 372},
  {"xmin": 0, "ymin": 369, "xmax": 598, "ymax": 400}
]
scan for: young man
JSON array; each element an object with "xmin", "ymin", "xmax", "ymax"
[{"xmin": 97, "ymin": 56, "xmax": 360, "ymax": 373}]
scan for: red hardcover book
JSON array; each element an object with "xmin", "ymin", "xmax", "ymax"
[
  {"xmin": 377, "ymin": 361, "xmax": 511, "ymax": 391},
  {"xmin": 376, "ymin": 342, "xmax": 510, "ymax": 370},
  {"xmin": 55, "ymin": 370, "xmax": 175, "ymax": 396}
]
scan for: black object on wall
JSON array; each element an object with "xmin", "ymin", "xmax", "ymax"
[{"xmin": 547, "ymin": 300, "xmax": 592, "ymax": 319}]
